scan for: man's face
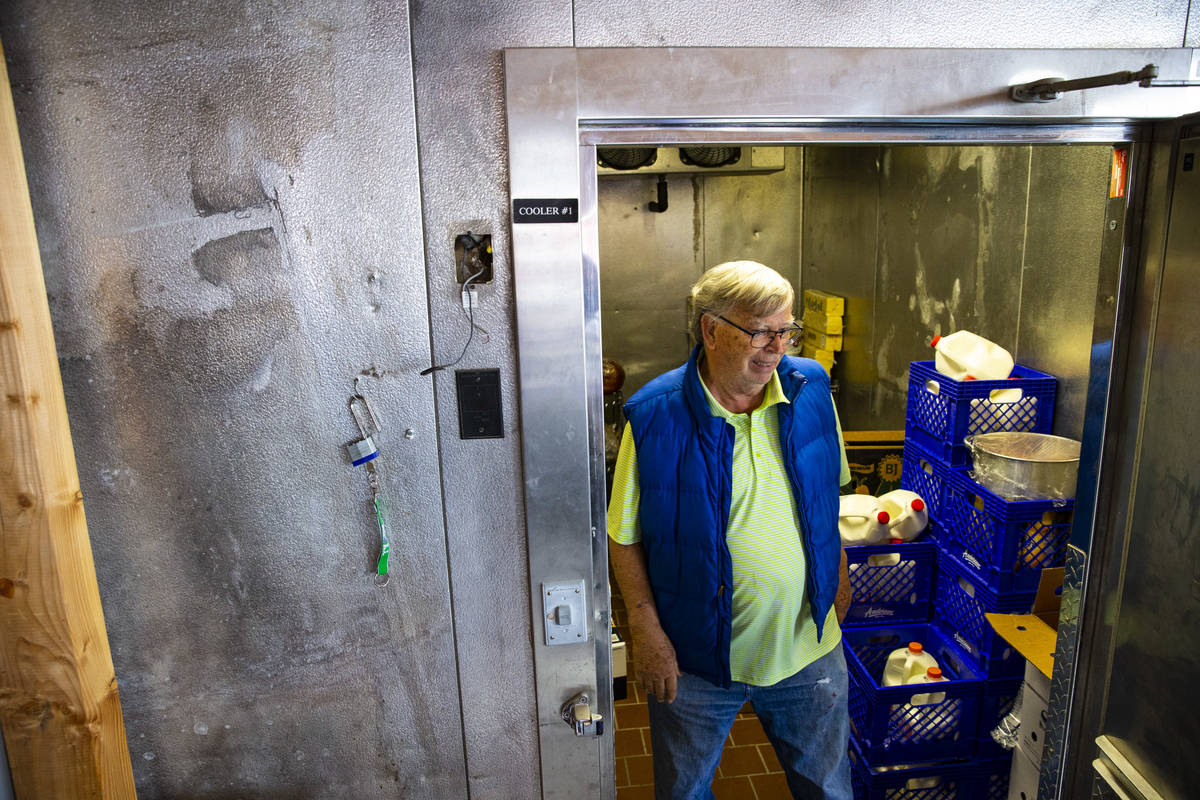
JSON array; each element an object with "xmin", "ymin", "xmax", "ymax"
[{"xmin": 702, "ymin": 305, "xmax": 794, "ymax": 396}]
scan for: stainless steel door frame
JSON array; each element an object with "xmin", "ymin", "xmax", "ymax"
[
  {"xmin": 503, "ymin": 47, "xmax": 1200, "ymax": 800},
  {"xmin": 1062, "ymin": 116, "xmax": 1200, "ymax": 800}
]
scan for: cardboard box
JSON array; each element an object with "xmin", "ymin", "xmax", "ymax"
[
  {"xmin": 803, "ymin": 288, "xmax": 845, "ymax": 316},
  {"xmin": 1017, "ymin": 661, "xmax": 1049, "ymax": 764},
  {"xmin": 1008, "ymin": 745, "xmax": 1040, "ymax": 800},
  {"xmin": 984, "ymin": 567, "xmax": 1064, "ymax": 680},
  {"xmin": 802, "ymin": 307, "xmax": 843, "ymax": 335},
  {"xmin": 987, "ymin": 569, "xmax": 1061, "ymax": 783},
  {"xmin": 842, "ymin": 430, "xmax": 905, "ymax": 496},
  {"xmin": 802, "ymin": 326, "xmax": 843, "ymax": 352},
  {"xmin": 611, "ymin": 630, "xmax": 627, "ymax": 701}
]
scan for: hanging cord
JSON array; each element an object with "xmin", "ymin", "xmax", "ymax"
[{"xmin": 420, "ymin": 234, "xmax": 489, "ymax": 376}]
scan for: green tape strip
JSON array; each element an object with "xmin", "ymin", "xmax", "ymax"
[{"xmin": 374, "ymin": 496, "xmax": 389, "ymax": 576}]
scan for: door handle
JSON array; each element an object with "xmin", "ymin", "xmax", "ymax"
[{"xmin": 560, "ymin": 692, "xmax": 604, "ymax": 737}]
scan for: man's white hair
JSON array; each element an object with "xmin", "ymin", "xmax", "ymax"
[{"xmin": 688, "ymin": 260, "xmax": 795, "ymax": 343}]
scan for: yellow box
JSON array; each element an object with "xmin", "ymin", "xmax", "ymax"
[
  {"xmin": 802, "ymin": 308, "xmax": 843, "ymax": 335},
  {"xmin": 800, "ymin": 344, "xmax": 835, "ymax": 374},
  {"xmin": 802, "ymin": 327, "xmax": 842, "ymax": 352},
  {"xmin": 803, "ymin": 289, "xmax": 845, "ymax": 316}
]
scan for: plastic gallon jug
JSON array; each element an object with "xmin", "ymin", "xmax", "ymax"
[
  {"xmin": 930, "ymin": 331, "xmax": 1014, "ymax": 382},
  {"xmin": 897, "ymin": 667, "xmax": 955, "ymax": 741},
  {"xmin": 866, "ymin": 539, "xmax": 905, "ymax": 567},
  {"xmin": 882, "ymin": 642, "xmax": 939, "ymax": 687},
  {"xmin": 879, "ymin": 490, "xmax": 930, "ymax": 542},
  {"xmin": 908, "ymin": 667, "xmax": 949, "ymax": 705},
  {"xmin": 838, "ymin": 494, "xmax": 890, "ymax": 546}
]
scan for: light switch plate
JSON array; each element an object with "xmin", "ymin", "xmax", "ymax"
[{"xmin": 542, "ymin": 579, "xmax": 587, "ymax": 646}]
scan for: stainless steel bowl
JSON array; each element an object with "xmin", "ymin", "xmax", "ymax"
[{"xmin": 964, "ymin": 432, "xmax": 1081, "ymax": 501}]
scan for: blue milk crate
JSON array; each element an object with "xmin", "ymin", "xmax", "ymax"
[
  {"xmin": 934, "ymin": 550, "xmax": 1035, "ymax": 678},
  {"xmin": 942, "ymin": 469, "xmax": 1073, "ymax": 591},
  {"xmin": 848, "ymin": 735, "xmax": 1012, "ymax": 800},
  {"xmin": 900, "ymin": 431, "xmax": 961, "ymax": 524},
  {"xmin": 977, "ymin": 677, "xmax": 1022, "ymax": 759},
  {"xmin": 906, "ymin": 360, "xmax": 1057, "ymax": 466},
  {"xmin": 843, "ymin": 623, "xmax": 984, "ymax": 765},
  {"xmin": 843, "ymin": 540, "xmax": 935, "ymax": 627}
]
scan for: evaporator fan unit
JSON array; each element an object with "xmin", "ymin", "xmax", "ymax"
[
  {"xmin": 597, "ymin": 147, "xmax": 657, "ymax": 170},
  {"xmin": 679, "ymin": 147, "xmax": 741, "ymax": 167}
]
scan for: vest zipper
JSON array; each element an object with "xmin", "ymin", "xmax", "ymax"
[{"xmin": 784, "ymin": 375, "xmax": 823, "ymax": 635}]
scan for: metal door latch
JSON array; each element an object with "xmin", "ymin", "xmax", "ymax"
[{"xmin": 560, "ymin": 693, "xmax": 604, "ymax": 737}]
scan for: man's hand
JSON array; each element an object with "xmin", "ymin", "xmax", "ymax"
[
  {"xmin": 610, "ymin": 539, "xmax": 684, "ymax": 703},
  {"xmin": 629, "ymin": 618, "xmax": 682, "ymax": 703},
  {"xmin": 835, "ymin": 546, "xmax": 851, "ymax": 624}
]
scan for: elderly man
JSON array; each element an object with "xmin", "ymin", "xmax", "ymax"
[{"xmin": 608, "ymin": 261, "xmax": 852, "ymax": 800}]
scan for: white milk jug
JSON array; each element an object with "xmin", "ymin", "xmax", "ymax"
[
  {"xmin": 866, "ymin": 539, "xmax": 905, "ymax": 567},
  {"xmin": 908, "ymin": 666, "xmax": 949, "ymax": 705},
  {"xmin": 838, "ymin": 494, "xmax": 890, "ymax": 546},
  {"xmin": 897, "ymin": 667, "xmax": 955, "ymax": 740},
  {"xmin": 930, "ymin": 331, "xmax": 1014, "ymax": 381},
  {"xmin": 882, "ymin": 642, "xmax": 939, "ymax": 687},
  {"xmin": 879, "ymin": 490, "xmax": 930, "ymax": 541}
]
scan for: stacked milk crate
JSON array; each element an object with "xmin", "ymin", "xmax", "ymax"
[
  {"xmin": 890, "ymin": 350, "xmax": 1071, "ymax": 797},
  {"xmin": 839, "ymin": 493, "xmax": 1003, "ymax": 799},
  {"xmin": 841, "ymin": 345, "xmax": 1071, "ymax": 799},
  {"xmin": 838, "ymin": 435, "xmax": 979, "ymax": 791}
]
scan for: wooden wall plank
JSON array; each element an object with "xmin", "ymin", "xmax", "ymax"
[{"xmin": 0, "ymin": 43, "xmax": 137, "ymax": 799}]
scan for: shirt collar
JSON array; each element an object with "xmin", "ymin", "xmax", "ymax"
[{"xmin": 698, "ymin": 369, "xmax": 790, "ymax": 420}]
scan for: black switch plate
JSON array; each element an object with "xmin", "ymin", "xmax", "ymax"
[{"xmin": 455, "ymin": 369, "xmax": 503, "ymax": 439}]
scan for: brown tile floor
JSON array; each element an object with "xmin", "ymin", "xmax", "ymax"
[{"xmin": 612, "ymin": 585, "xmax": 794, "ymax": 800}]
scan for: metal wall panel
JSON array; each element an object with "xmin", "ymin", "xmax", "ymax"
[
  {"xmin": 801, "ymin": 147, "xmax": 882, "ymax": 415},
  {"xmin": 702, "ymin": 149, "xmax": 803, "ymax": 291},
  {"xmin": 598, "ymin": 174, "xmax": 703, "ymax": 397},
  {"xmin": 573, "ymin": 0, "xmax": 1189, "ymax": 47},
  {"xmin": 1018, "ymin": 145, "xmax": 1113, "ymax": 440},
  {"xmin": 409, "ymin": 3, "xmax": 573, "ymax": 797},
  {"xmin": 0, "ymin": 1, "xmax": 469, "ymax": 796},
  {"xmin": 876, "ymin": 146, "xmax": 1031, "ymax": 427}
]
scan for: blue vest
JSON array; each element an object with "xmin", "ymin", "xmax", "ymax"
[{"xmin": 623, "ymin": 346, "xmax": 842, "ymax": 688}]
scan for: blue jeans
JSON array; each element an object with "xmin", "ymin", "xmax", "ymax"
[{"xmin": 647, "ymin": 645, "xmax": 852, "ymax": 800}]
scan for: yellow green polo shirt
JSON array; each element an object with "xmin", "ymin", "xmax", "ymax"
[{"xmin": 608, "ymin": 371, "xmax": 850, "ymax": 686}]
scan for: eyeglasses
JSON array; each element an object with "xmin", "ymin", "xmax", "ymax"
[{"xmin": 715, "ymin": 315, "xmax": 803, "ymax": 349}]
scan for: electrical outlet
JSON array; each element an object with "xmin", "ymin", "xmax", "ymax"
[{"xmin": 455, "ymin": 232, "xmax": 493, "ymax": 285}]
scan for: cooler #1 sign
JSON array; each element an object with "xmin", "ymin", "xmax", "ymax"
[{"xmin": 512, "ymin": 198, "xmax": 578, "ymax": 223}]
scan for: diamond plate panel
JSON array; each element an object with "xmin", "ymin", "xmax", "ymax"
[{"xmin": 1040, "ymin": 543, "xmax": 1087, "ymax": 799}]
